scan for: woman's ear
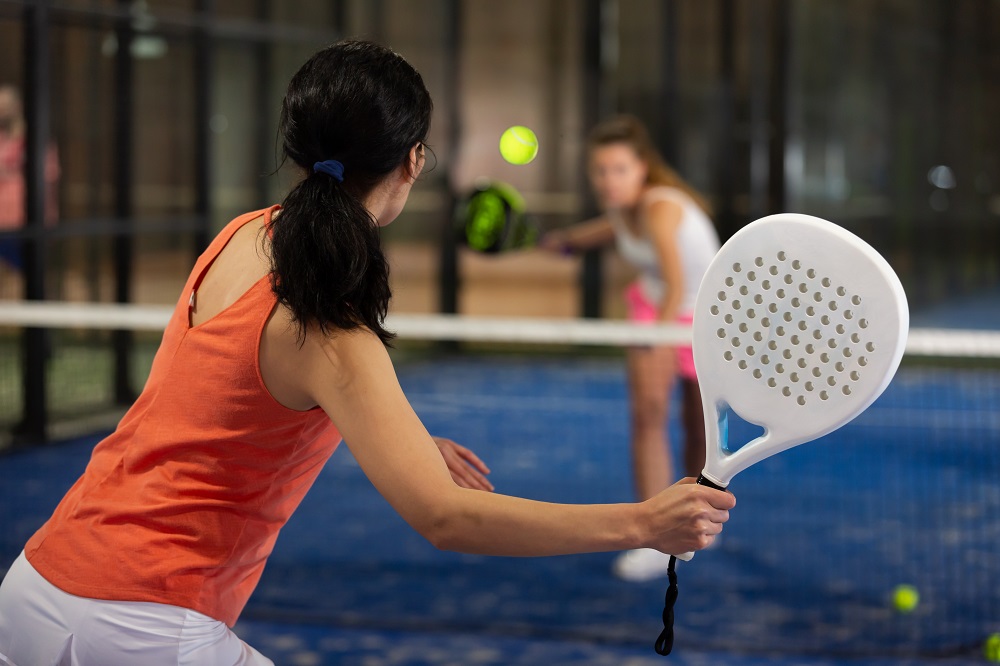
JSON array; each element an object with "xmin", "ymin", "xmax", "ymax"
[{"xmin": 405, "ymin": 142, "xmax": 425, "ymax": 182}]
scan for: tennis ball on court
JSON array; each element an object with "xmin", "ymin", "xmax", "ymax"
[
  {"xmin": 985, "ymin": 633, "xmax": 1000, "ymax": 662},
  {"xmin": 892, "ymin": 584, "xmax": 919, "ymax": 613},
  {"xmin": 499, "ymin": 126, "xmax": 538, "ymax": 165}
]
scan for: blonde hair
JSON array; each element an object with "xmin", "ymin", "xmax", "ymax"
[{"xmin": 587, "ymin": 114, "xmax": 713, "ymax": 216}]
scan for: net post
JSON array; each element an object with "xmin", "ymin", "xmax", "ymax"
[{"xmin": 18, "ymin": 0, "xmax": 53, "ymax": 443}]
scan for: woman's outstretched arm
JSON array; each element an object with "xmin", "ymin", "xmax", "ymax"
[{"xmin": 298, "ymin": 327, "xmax": 734, "ymax": 557}]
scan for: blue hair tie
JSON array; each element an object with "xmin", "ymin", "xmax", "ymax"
[{"xmin": 313, "ymin": 159, "xmax": 345, "ymax": 182}]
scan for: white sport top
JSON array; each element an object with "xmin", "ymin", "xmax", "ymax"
[{"xmin": 610, "ymin": 186, "xmax": 720, "ymax": 313}]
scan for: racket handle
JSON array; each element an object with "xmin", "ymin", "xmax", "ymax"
[{"xmin": 676, "ymin": 473, "xmax": 729, "ymax": 561}]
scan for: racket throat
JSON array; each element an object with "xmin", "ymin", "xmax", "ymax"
[{"xmin": 695, "ymin": 473, "xmax": 727, "ymax": 491}]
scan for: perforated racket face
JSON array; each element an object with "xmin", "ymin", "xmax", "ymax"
[{"xmin": 692, "ymin": 214, "xmax": 908, "ymax": 486}]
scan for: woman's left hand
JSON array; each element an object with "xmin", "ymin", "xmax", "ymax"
[{"xmin": 433, "ymin": 437, "xmax": 494, "ymax": 491}]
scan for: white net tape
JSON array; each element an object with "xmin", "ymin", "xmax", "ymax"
[{"xmin": 1, "ymin": 301, "xmax": 999, "ymax": 357}]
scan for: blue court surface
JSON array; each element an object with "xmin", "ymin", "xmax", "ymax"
[{"xmin": 1, "ymin": 351, "xmax": 998, "ymax": 665}]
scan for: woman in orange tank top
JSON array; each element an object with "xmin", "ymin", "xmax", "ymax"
[{"xmin": 0, "ymin": 40, "xmax": 735, "ymax": 665}]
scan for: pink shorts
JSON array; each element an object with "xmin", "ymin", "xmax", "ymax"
[{"xmin": 624, "ymin": 282, "xmax": 697, "ymax": 380}]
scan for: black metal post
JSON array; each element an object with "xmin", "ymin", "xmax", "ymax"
[
  {"xmin": 18, "ymin": 0, "xmax": 52, "ymax": 442},
  {"xmin": 580, "ymin": 0, "xmax": 614, "ymax": 319},
  {"xmin": 716, "ymin": 0, "xmax": 737, "ymax": 239},
  {"xmin": 193, "ymin": 0, "xmax": 215, "ymax": 254},
  {"xmin": 767, "ymin": 0, "xmax": 789, "ymax": 214},
  {"xmin": 112, "ymin": 0, "xmax": 135, "ymax": 405},
  {"xmin": 438, "ymin": 0, "xmax": 461, "ymax": 316},
  {"xmin": 659, "ymin": 0, "xmax": 679, "ymax": 165}
]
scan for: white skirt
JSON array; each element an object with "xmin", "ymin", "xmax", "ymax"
[{"xmin": 0, "ymin": 551, "xmax": 273, "ymax": 666}]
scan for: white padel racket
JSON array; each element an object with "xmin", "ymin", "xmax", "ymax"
[{"xmin": 655, "ymin": 213, "xmax": 908, "ymax": 656}]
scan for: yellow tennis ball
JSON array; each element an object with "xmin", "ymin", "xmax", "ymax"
[
  {"xmin": 499, "ymin": 126, "xmax": 538, "ymax": 165},
  {"xmin": 986, "ymin": 633, "xmax": 1000, "ymax": 662},
  {"xmin": 892, "ymin": 585, "xmax": 919, "ymax": 613}
]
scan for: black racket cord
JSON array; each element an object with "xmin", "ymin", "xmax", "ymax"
[{"xmin": 655, "ymin": 474, "xmax": 727, "ymax": 656}]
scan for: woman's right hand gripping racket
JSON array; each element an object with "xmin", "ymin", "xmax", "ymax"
[{"xmin": 654, "ymin": 213, "xmax": 908, "ymax": 656}]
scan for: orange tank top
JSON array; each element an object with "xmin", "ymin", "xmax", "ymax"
[{"xmin": 25, "ymin": 206, "xmax": 341, "ymax": 626}]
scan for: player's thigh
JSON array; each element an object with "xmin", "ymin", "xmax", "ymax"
[{"xmin": 626, "ymin": 345, "xmax": 678, "ymax": 407}]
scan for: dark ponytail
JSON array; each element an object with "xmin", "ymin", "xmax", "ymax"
[{"xmin": 270, "ymin": 40, "xmax": 433, "ymax": 345}]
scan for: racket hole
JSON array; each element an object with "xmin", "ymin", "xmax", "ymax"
[
  {"xmin": 747, "ymin": 346, "xmax": 756, "ymax": 356},
  {"xmin": 805, "ymin": 381, "xmax": 814, "ymax": 391},
  {"xmin": 866, "ymin": 342, "xmax": 875, "ymax": 352},
  {"xmin": 738, "ymin": 360, "xmax": 748, "ymax": 370},
  {"xmin": 733, "ymin": 301, "xmax": 742, "ymax": 310},
  {"xmin": 782, "ymin": 387, "xmax": 791, "ymax": 397},
  {"xmin": 783, "ymin": 349, "xmax": 792, "ymax": 359},
  {"xmin": 798, "ymin": 321, "xmax": 807, "ymax": 331},
  {"xmin": 731, "ymin": 337, "xmax": 741, "ymax": 347},
  {"xmin": 725, "ymin": 314, "xmax": 734, "ymax": 324},
  {"xmin": 792, "ymin": 260, "xmax": 801, "ymax": 270},
  {"xmin": 837, "ymin": 286, "xmax": 847, "ymax": 297},
  {"xmin": 797, "ymin": 358, "xmax": 807, "ymax": 368},
  {"xmin": 791, "ymin": 297, "xmax": 801, "ymax": 307},
  {"xmin": 776, "ymin": 326, "xmax": 785, "ymax": 336},
  {"xmin": 767, "ymin": 378, "xmax": 777, "ymax": 388},
  {"xmin": 784, "ymin": 275, "xmax": 793, "ymax": 284},
  {"xmin": 850, "ymin": 371, "xmax": 860, "ymax": 381},
  {"xmin": 755, "ymin": 257, "xmax": 764, "ymax": 267},
  {"xmin": 806, "ymin": 268, "xmax": 816, "ymax": 279},
  {"xmin": 761, "ymin": 317, "xmax": 771, "ymax": 327},
  {"xmin": 767, "ymin": 341, "xmax": 777, "ymax": 351},
  {"xmin": 829, "ymin": 301, "xmax": 838, "ymax": 311},
  {"xmin": 754, "ymin": 295, "xmax": 763, "ymax": 304},
  {"xmin": 717, "ymin": 328, "xmax": 726, "ymax": 338},
  {"xmin": 812, "ymin": 330, "xmax": 822, "ymax": 340},
  {"xmin": 813, "ymin": 292, "xmax": 823, "ymax": 302},
  {"xmin": 859, "ymin": 318, "xmax": 869, "ymax": 329},
  {"xmin": 821, "ymin": 315, "xmax": 831, "ymax": 325},
  {"xmin": 844, "ymin": 310, "xmax": 854, "ymax": 320},
  {"xmin": 798, "ymin": 283, "xmax": 808, "ymax": 293},
  {"xmin": 753, "ymin": 332, "xmax": 763, "ymax": 342},
  {"xmin": 804, "ymin": 345, "xmax": 814, "ymax": 354},
  {"xmin": 852, "ymin": 295, "xmax": 861, "ymax": 305},
  {"xmin": 842, "ymin": 386, "xmax": 852, "ymax": 396},
  {"xmin": 828, "ymin": 339, "xmax": 838, "ymax": 348},
  {"xmin": 859, "ymin": 356, "xmax": 869, "ymax": 366},
  {"xmin": 820, "ymin": 390, "xmax": 829, "ymax": 401},
  {"xmin": 733, "ymin": 262, "xmax": 742, "ymax": 272},
  {"xmin": 806, "ymin": 306, "xmax": 815, "ymax": 316},
  {"xmin": 768, "ymin": 303, "xmax": 778, "ymax": 313},
  {"xmin": 762, "ymin": 279, "xmax": 772, "ymax": 290},
  {"xmin": 821, "ymin": 277, "xmax": 831, "ymax": 288},
  {"xmin": 820, "ymin": 352, "xmax": 830, "ymax": 363},
  {"xmin": 725, "ymin": 277, "xmax": 735, "ymax": 287},
  {"xmin": 783, "ymin": 312, "xmax": 793, "ymax": 322},
  {"xmin": 790, "ymin": 372, "xmax": 799, "ymax": 382},
  {"xmin": 844, "ymin": 348, "xmax": 853, "ymax": 357},
  {"xmin": 790, "ymin": 335, "xmax": 800, "ymax": 345},
  {"xmin": 812, "ymin": 368, "xmax": 822, "ymax": 377},
  {"xmin": 777, "ymin": 251, "xmax": 786, "ymax": 261},
  {"xmin": 835, "ymin": 361, "xmax": 845, "ymax": 372},
  {"xmin": 724, "ymin": 351, "xmax": 733, "ymax": 361},
  {"xmin": 739, "ymin": 286, "xmax": 749, "ymax": 296},
  {"xmin": 851, "ymin": 333, "xmax": 860, "ymax": 343},
  {"xmin": 836, "ymin": 324, "xmax": 845, "ymax": 334},
  {"xmin": 827, "ymin": 376, "xmax": 837, "ymax": 386},
  {"xmin": 739, "ymin": 323, "xmax": 749, "ymax": 333},
  {"xmin": 761, "ymin": 354, "xmax": 770, "ymax": 364},
  {"xmin": 775, "ymin": 364, "xmax": 784, "ymax": 374},
  {"xmin": 718, "ymin": 291, "xmax": 727, "ymax": 301},
  {"xmin": 797, "ymin": 395, "xmax": 806, "ymax": 405},
  {"xmin": 747, "ymin": 271, "xmax": 756, "ymax": 281},
  {"xmin": 710, "ymin": 305, "xmax": 720, "ymax": 315},
  {"xmin": 777, "ymin": 289, "xmax": 786, "ymax": 299},
  {"xmin": 753, "ymin": 369, "xmax": 762, "ymax": 379},
  {"xmin": 748, "ymin": 309, "xmax": 756, "ymax": 319}
]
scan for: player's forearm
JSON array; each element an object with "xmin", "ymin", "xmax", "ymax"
[{"xmin": 425, "ymin": 488, "xmax": 644, "ymax": 557}]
